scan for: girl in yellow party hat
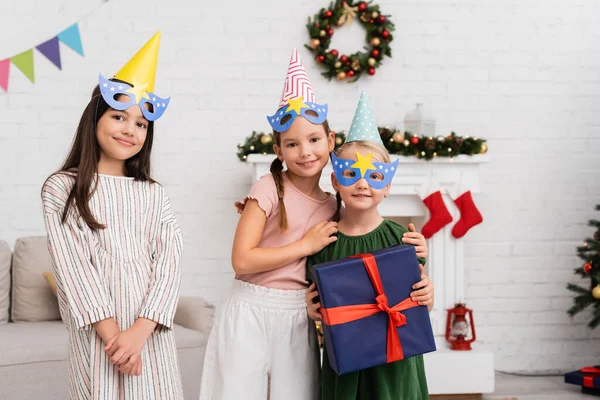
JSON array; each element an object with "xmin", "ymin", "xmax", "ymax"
[{"xmin": 41, "ymin": 32, "xmax": 184, "ymax": 399}]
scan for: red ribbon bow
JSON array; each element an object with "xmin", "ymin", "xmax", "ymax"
[
  {"xmin": 320, "ymin": 253, "xmax": 419, "ymax": 363},
  {"xmin": 581, "ymin": 366, "xmax": 600, "ymax": 388}
]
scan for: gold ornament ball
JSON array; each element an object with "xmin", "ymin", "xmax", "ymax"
[
  {"xmin": 371, "ymin": 11, "xmax": 379, "ymax": 18},
  {"xmin": 479, "ymin": 143, "xmax": 488, "ymax": 154},
  {"xmin": 320, "ymin": 30, "xmax": 326, "ymax": 37},
  {"xmin": 310, "ymin": 39, "xmax": 320, "ymax": 49},
  {"xmin": 334, "ymin": 61, "xmax": 342, "ymax": 68},
  {"xmin": 368, "ymin": 57, "xmax": 376, "ymax": 67},
  {"xmin": 403, "ymin": 139, "xmax": 410, "ymax": 147},
  {"xmin": 392, "ymin": 132, "xmax": 405, "ymax": 143},
  {"xmin": 249, "ymin": 145, "xmax": 255, "ymax": 151},
  {"xmin": 370, "ymin": 37, "xmax": 381, "ymax": 47},
  {"xmin": 260, "ymin": 134, "xmax": 273, "ymax": 145},
  {"xmin": 593, "ymin": 285, "xmax": 600, "ymax": 300},
  {"xmin": 336, "ymin": 71, "xmax": 347, "ymax": 81},
  {"xmin": 335, "ymin": 137, "xmax": 343, "ymax": 145}
]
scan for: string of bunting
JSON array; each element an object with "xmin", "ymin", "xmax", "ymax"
[
  {"xmin": 0, "ymin": 1, "xmax": 110, "ymax": 92},
  {"xmin": 0, "ymin": 24, "xmax": 84, "ymax": 92},
  {"xmin": 236, "ymin": 128, "xmax": 488, "ymax": 161}
]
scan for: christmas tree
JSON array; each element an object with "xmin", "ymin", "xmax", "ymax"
[{"xmin": 567, "ymin": 204, "xmax": 600, "ymax": 329}]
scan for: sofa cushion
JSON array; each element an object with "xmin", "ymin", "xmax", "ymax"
[
  {"xmin": 0, "ymin": 321, "xmax": 204, "ymax": 366},
  {"xmin": 0, "ymin": 240, "xmax": 11, "ymax": 324},
  {"xmin": 11, "ymin": 236, "xmax": 61, "ymax": 322}
]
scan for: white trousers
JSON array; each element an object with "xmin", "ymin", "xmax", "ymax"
[{"xmin": 199, "ymin": 280, "xmax": 320, "ymax": 400}]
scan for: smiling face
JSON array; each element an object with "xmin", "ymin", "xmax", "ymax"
[
  {"xmin": 273, "ymin": 114, "xmax": 334, "ymax": 179},
  {"xmin": 95, "ymin": 97, "xmax": 149, "ymax": 168},
  {"xmin": 332, "ymin": 141, "xmax": 392, "ymax": 212}
]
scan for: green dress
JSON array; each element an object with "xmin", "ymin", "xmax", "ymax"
[{"xmin": 307, "ymin": 219, "xmax": 429, "ymax": 400}]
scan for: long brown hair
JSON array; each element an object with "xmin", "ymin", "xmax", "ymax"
[
  {"xmin": 45, "ymin": 83, "xmax": 155, "ymax": 230},
  {"xmin": 271, "ymin": 110, "xmax": 331, "ymax": 231}
]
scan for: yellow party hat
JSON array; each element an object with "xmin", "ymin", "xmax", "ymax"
[{"xmin": 114, "ymin": 31, "xmax": 161, "ymax": 95}]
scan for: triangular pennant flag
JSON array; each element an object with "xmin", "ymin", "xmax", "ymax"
[
  {"xmin": 0, "ymin": 59, "xmax": 9, "ymax": 92},
  {"xmin": 11, "ymin": 50, "xmax": 34, "ymax": 83},
  {"xmin": 36, "ymin": 36, "xmax": 62, "ymax": 69},
  {"xmin": 58, "ymin": 23, "xmax": 84, "ymax": 56}
]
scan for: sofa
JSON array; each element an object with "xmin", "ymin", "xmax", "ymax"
[{"xmin": 0, "ymin": 237, "xmax": 215, "ymax": 400}]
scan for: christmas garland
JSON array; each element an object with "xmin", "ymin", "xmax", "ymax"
[
  {"xmin": 305, "ymin": 0, "xmax": 394, "ymax": 82},
  {"xmin": 236, "ymin": 128, "xmax": 488, "ymax": 161}
]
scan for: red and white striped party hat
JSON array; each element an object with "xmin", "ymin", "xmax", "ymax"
[{"xmin": 278, "ymin": 48, "xmax": 317, "ymax": 107}]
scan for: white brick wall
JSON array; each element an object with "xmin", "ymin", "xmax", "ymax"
[{"xmin": 1, "ymin": 0, "xmax": 599, "ymax": 373}]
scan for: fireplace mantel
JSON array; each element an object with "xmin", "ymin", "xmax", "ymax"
[{"xmin": 244, "ymin": 153, "xmax": 494, "ymax": 395}]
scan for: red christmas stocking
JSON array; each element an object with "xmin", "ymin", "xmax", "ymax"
[
  {"xmin": 451, "ymin": 191, "xmax": 483, "ymax": 238},
  {"xmin": 418, "ymin": 183, "xmax": 453, "ymax": 239}
]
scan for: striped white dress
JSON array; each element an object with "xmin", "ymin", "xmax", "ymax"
[{"xmin": 42, "ymin": 172, "xmax": 184, "ymax": 400}]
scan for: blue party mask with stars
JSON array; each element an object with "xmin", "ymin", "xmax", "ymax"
[
  {"xmin": 267, "ymin": 97, "xmax": 328, "ymax": 133},
  {"xmin": 332, "ymin": 151, "xmax": 399, "ymax": 190},
  {"xmin": 99, "ymin": 74, "xmax": 170, "ymax": 122}
]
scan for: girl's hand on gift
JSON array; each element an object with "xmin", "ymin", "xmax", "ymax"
[
  {"xmin": 305, "ymin": 283, "xmax": 322, "ymax": 321},
  {"xmin": 403, "ymin": 223, "xmax": 428, "ymax": 259},
  {"xmin": 411, "ymin": 264, "xmax": 434, "ymax": 311}
]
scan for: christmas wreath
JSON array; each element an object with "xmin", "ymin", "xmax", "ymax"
[
  {"xmin": 305, "ymin": 0, "xmax": 394, "ymax": 82},
  {"xmin": 236, "ymin": 129, "xmax": 487, "ymax": 161}
]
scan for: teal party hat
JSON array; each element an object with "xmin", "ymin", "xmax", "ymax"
[{"xmin": 346, "ymin": 92, "xmax": 383, "ymax": 146}]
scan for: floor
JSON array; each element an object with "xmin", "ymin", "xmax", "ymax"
[{"xmin": 434, "ymin": 372, "xmax": 597, "ymax": 400}]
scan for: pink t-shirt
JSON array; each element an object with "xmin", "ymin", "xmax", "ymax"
[{"xmin": 235, "ymin": 172, "xmax": 337, "ymax": 290}]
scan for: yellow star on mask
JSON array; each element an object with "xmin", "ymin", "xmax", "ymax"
[
  {"xmin": 126, "ymin": 78, "xmax": 150, "ymax": 102},
  {"xmin": 351, "ymin": 151, "xmax": 377, "ymax": 178},
  {"xmin": 286, "ymin": 96, "xmax": 309, "ymax": 114}
]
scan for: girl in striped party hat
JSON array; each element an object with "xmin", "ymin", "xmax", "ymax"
[
  {"xmin": 41, "ymin": 32, "xmax": 184, "ymax": 399},
  {"xmin": 200, "ymin": 48, "xmax": 338, "ymax": 400}
]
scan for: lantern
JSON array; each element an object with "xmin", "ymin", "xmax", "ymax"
[
  {"xmin": 403, "ymin": 103, "xmax": 436, "ymax": 137},
  {"xmin": 445, "ymin": 303, "xmax": 476, "ymax": 350}
]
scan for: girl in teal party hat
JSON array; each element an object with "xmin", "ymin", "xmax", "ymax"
[{"xmin": 305, "ymin": 92, "xmax": 434, "ymax": 400}]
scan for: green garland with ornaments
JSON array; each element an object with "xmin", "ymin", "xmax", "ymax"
[
  {"xmin": 305, "ymin": 0, "xmax": 394, "ymax": 82},
  {"xmin": 236, "ymin": 128, "xmax": 488, "ymax": 161}
]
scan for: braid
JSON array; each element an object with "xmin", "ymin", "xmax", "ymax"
[
  {"xmin": 270, "ymin": 157, "xmax": 288, "ymax": 231},
  {"xmin": 333, "ymin": 191, "xmax": 343, "ymax": 222}
]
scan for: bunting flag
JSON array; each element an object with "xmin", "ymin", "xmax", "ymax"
[
  {"xmin": 0, "ymin": 59, "xmax": 9, "ymax": 92},
  {"xmin": 0, "ymin": 23, "xmax": 84, "ymax": 92}
]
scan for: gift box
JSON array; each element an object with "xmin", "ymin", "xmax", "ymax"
[
  {"xmin": 310, "ymin": 245, "xmax": 436, "ymax": 375},
  {"xmin": 565, "ymin": 366, "xmax": 600, "ymax": 396}
]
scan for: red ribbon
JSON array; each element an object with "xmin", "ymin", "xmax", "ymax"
[
  {"xmin": 320, "ymin": 253, "xmax": 419, "ymax": 363},
  {"xmin": 581, "ymin": 366, "xmax": 600, "ymax": 388}
]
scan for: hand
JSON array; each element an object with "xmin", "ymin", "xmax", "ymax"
[
  {"xmin": 104, "ymin": 325, "xmax": 147, "ymax": 366},
  {"xmin": 119, "ymin": 354, "xmax": 143, "ymax": 376},
  {"xmin": 305, "ymin": 283, "xmax": 322, "ymax": 321},
  {"xmin": 301, "ymin": 221, "xmax": 338, "ymax": 255},
  {"xmin": 403, "ymin": 223, "xmax": 428, "ymax": 259},
  {"xmin": 411, "ymin": 264, "xmax": 434, "ymax": 308}
]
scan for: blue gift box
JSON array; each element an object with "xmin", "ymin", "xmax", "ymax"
[
  {"xmin": 565, "ymin": 366, "xmax": 600, "ymax": 393},
  {"xmin": 310, "ymin": 245, "xmax": 436, "ymax": 375}
]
